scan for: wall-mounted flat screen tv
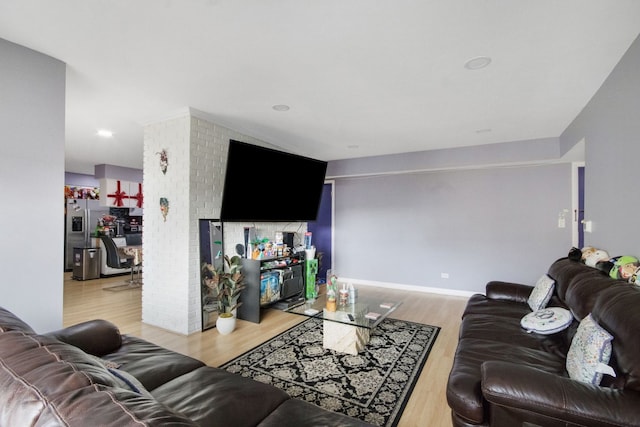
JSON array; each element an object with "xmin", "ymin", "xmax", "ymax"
[{"xmin": 220, "ymin": 140, "xmax": 328, "ymax": 222}]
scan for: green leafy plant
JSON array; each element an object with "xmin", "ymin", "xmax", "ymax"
[{"xmin": 202, "ymin": 255, "xmax": 245, "ymax": 316}]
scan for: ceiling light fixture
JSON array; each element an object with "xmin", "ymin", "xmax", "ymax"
[
  {"xmin": 464, "ymin": 56, "xmax": 492, "ymax": 70},
  {"xmin": 272, "ymin": 104, "xmax": 290, "ymax": 112},
  {"xmin": 96, "ymin": 129, "xmax": 114, "ymax": 138}
]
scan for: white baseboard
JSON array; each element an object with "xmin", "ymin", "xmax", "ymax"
[{"xmin": 338, "ymin": 277, "xmax": 476, "ymax": 298}]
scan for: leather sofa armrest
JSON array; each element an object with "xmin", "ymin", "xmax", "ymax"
[
  {"xmin": 481, "ymin": 361, "xmax": 640, "ymax": 426},
  {"xmin": 485, "ymin": 281, "xmax": 532, "ymax": 303},
  {"xmin": 45, "ymin": 319, "xmax": 123, "ymax": 356}
]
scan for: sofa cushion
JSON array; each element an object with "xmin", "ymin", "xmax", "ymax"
[
  {"xmin": 566, "ymin": 314, "xmax": 614, "ymax": 385},
  {"xmin": 0, "ymin": 306, "xmax": 36, "ymax": 334},
  {"xmin": 46, "ymin": 319, "xmax": 123, "ymax": 356},
  {"xmin": 463, "ymin": 293, "xmax": 533, "ymax": 320},
  {"xmin": 107, "ymin": 367, "xmax": 153, "ymax": 398},
  {"xmin": 459, "ymin": 314, "xmax": 570, "ymax": 354},
  {"xmin": 547, "ymin": 257, "xmax": 605, "ymax": 302},
  {"xmin": 0, "ymin": 330, "xmax": 196, "ymax": 426},
  {"xmin": 521, "ymin": 307, "xmax": 573, "ymax": 335},
  {"xmin": 446, "ymin": 337, "xmax": 567, "ymax": 424},
  {"xmin": 151, "ymin": 366, "xmax": 291, "ymax": 427},
  {"xmin": 527, "ymin": 274, "xmax": 555, "ymax": 311},
  {"xmin": 563, "ymin": 273, "xmax": 623, "ymax": 321},
  {"xmin": 258, "ymin": 398, "xmax": 374, "ymax": 427},
  {"xmin": 101, "ymin": 335, "xmax": 205, "ymax": 391},
  {"xmin": 592, "ymin": 284, "xmax": 640, "ymax": 392}
]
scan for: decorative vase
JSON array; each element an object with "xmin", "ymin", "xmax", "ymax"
[
  {"xmin": 326, "ymin": 299, "xmax": 337, "ymax": 312},
  {"xmin": 216, "ymin": 312, "xmax": 236, "ymax": 335}
]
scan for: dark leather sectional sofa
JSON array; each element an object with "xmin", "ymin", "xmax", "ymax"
[
  {"xmin": 447, "ymin": 257, "xmax": 640, "ymax": 426},
  {"xmin": 0, "ymin": 306, "xmax": 372, "ymax": 426}
]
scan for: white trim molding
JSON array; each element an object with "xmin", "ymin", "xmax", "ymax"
[{"xmin": 339, "ymin": 277, "xmax": 476, "ymax": 298}]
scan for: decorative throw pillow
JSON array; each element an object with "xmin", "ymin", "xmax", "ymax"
[
  {"xmin": 521, "ymin": 307, "xmax": 573, "ymax": 335},
  {"xmin": 566, "ymin": 314, "xmax": 615, "ymax": 385},
  {"xmin": 527, "ymin": 274, "xmax": 555, "ymax": 311}
]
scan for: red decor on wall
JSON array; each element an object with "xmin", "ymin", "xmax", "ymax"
[
  {"xmin": 107, "ymin": 180, "xmax": 128, "ymax": 207},
  {"xmin": 130, "ymin": 182, "xmax": 144, "ymax": 208}
]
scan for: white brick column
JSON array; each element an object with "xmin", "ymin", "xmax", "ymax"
[
  {"xmin": 142, "ymin": 114, "xmax": 192, "ymax": 334},
  {"xmin": 142, "ymin": 108, "xmax": 298, "ymax": 334}
]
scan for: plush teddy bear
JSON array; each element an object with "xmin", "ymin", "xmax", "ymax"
[{"xmin": 581, "ymin": 247, "xmax": 610, "ymax": 268}]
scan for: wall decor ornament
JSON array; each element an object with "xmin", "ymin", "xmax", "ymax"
[
  {"xmin": 130, "ymin": 182, "xmax": 144, "ymax": 208},
  {"xmin": 107, "ymin": 180, "xmax": 128, "ymax": 207},
  {"xmin": 160, "ymin": 197, "xmax": 169, "ymax": 222},
  {"xmin": 157, "ymin": 149, "xmax": 168, "ymax": 174},
  {"xmin": 64, "ymin": 185, "xmax": 99, "ymax": 200}
]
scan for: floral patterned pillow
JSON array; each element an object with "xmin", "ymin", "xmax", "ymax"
[
  {"xmin": 566, "ymin": 314, "xmax": 615, "ymax": 385},
  {"xmin": 527, "ymin": 274, "xmax": 555, "ymax": 311}
]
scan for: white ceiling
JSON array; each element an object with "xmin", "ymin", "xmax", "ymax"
[{"xmin": 1, "ymin": 1, "xmax": 639, "ymax": 175}]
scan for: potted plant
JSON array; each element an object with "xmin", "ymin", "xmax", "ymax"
[{"xmin": 202, "ymin": 255, "xmax": 245, "ymax": 334}]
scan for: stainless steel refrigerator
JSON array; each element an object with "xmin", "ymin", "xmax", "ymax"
[{"xmin": 64, "ymin": 199, "xmax": 110, "ymax": 271}]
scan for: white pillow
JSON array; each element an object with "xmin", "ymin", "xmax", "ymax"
[
  {"xmin": 521, "ymin": 307, "xmax": 573, "ymax": 335},
  {"xmin": 528, "ymin": 274, "xmax": 555, "ymax": 311},
  {"xmin": 566, "ymin": 314, "xmax": 615, "ymax": 385}
]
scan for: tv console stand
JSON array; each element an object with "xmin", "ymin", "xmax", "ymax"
[
  {"xmin": 237, "ymin": 255, "xmax": 305, "ymax": 323},
  {"xmin": 272, "ymin": 296, "xmax": 305, "ymax": 310}
]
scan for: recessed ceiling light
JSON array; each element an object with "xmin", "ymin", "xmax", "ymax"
[
  {"xmin": 96, "ymin": 129, "xmax": 114, "ymax": 138},
  {"xmin": 272, "ymin": 104, "xmax": 290, "ymax": 112},
  {"xmin": 464, "ymin": 56, "xmax": 492, "ymax": 70}
]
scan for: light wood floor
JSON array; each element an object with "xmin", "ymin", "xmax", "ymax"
[{"xmin": 63, "ymin": 272, "xmax": 468, "ymax": 427}]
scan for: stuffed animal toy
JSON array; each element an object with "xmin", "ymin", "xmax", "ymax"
[
  {"xmin": 581, "ymin": 247, "xmax": 610, "ymax": 268},
  {"xmin": 628, "ymin": 267, "xmax": 640, "ymax": 286},
  {"xmin": 568, "ymin": 247, "xmax": 582, "ymax": 261},
  {"xmin": 609, "ymin": 255, "xmax": 640, "ymax": 280}
]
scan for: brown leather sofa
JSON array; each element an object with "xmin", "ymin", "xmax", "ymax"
[
  {"xmin": 447, "ymin": 257, "xmax": 640, "ymax": 427},
  {"xmin": 0, "ymin": 306, "xmax": 372, "ymax": 426}
]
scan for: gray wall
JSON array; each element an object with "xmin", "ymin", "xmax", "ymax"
[
  {"xmin": 331, "ymin": 162, "xmax": 572, "ymax": 293},
  {"xmin": 562, "ymin": 35, "xmax": 640, "ymax": 255},
  {"xmin": 0, "ymin": 38, "xmax": 66, "ymax": 332},
  {"xmin": 328, "ymin": 34, "xmax": 640, "ymax": 294},
  {"xmin": 65, "ymin": 172, "xmax": 100, "ymax": 187}
]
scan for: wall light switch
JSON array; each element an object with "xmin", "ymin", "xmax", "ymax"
[
  {"xmin": 583, "ymin": 220, "xmax": 593, "ymax": 233},
  {"xmin": 558, "ymin": 210, "xmax": 567, "ymax": 228}
]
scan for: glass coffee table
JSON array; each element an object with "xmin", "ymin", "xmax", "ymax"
[{"xmin": 285, "ymin": 293, "xmax": 401, "ymax": 355}]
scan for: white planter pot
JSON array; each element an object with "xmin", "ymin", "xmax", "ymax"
[{"xmin": 216, "ymin": 313, "xmax": 236, "ymax": 335}]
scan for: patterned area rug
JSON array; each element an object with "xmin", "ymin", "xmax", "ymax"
[{"xmin": 219, "ymin": 317, "xmax": 440, "ymax": 426}]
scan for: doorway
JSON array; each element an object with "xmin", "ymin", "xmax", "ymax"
[
  {"xmin": 307, "ymin": 181, "xmax": 334, "ymax": 284},
  {"xmin": 572, "ymin": 162, "xmax": 585, "ymax": 248}
]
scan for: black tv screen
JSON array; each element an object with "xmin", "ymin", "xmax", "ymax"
[{"xmin": 220, "ymin": 140, "xmax": 328, "ymax": 222}]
